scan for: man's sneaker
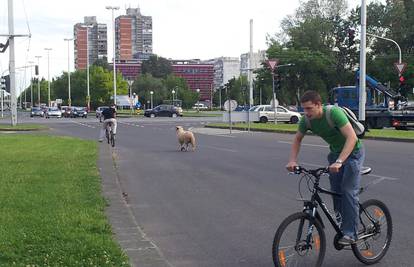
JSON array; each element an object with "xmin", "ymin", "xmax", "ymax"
[
  {"xmin": 338, "ymin": 235, "xmax": 355, "ymax": 245},
  {"xmin": 98, "ymin": 139, "xmax": 103, "ymax": 142}
]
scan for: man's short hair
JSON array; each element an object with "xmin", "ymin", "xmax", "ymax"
[{"xmin": 300, "ymin": 90, "xmax": 322, "ymax": 105}]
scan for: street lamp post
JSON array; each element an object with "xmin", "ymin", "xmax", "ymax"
[
  {"xmin": 64, "ymin": 38, "xmax": 73, "ymax": 107},
  {"xmin": 196, "ymin": 88, "xmax": 200, "ymax": 112},
  {"xmin": 35, "ymin": 55, "xmax": 42, "ymax": 106},
  {"xmin": 172, "ymin": 89, "xmax": 175, "ymax": 105},
  {"xmin": 84, "ymin": 25, "xmax": 93, "ymax": 111},
  {"xmin": 106, "ymin": 6, "xmax": 120, "ymax": 106},
  {"xmin": 150, "ymin": 91, "xmax": 153, "ymax": 109},
  {"xmin": 44, "ymin": 48, "xmax": 52, "ymax": 107},
  {"xmin": 127, "ymin": 80, "xmax": 133, "ymax": 113},
  {"xmin": 28, "ymin": 61, "xmax": 34, "ymax": 108}
]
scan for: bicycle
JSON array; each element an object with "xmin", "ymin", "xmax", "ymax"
[
  {"xmin": 272, "ymin": 166, "xmax": 392, "ymax": 267},
  {"xmin": 105, "ymin": 121, "xmax": 115, "ymax": 147}
]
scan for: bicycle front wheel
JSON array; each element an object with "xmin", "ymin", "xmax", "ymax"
[
  {"xmin": 272, "ymin": 212, "xmax": 326, "ymax": 267},
  {"xmin": 352, "ymin": 199, "xmax": 392, "ymax": 265}
]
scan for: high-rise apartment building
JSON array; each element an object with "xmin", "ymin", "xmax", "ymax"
[
  {"xmin": 115, "ymin": 7, "xmax": 153, "ymax": 62},
  {"xmin": 74, "ymin": 16, "xmax": 107, "ymax": 70},
  {"xmin": 240, "ymin": 50, "xmax": 266, "ymax": 78},
  {"xmin": 206, "ymin": 57, "xmax": 240, "ymax": 90}
]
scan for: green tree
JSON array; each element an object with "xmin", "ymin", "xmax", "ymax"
[
  {"xmin": 51, "ymin": 66, "xmax": 127, "ymax": 108},
  {"xmin": 141, "ymin": 55, "xmax": 172, "ymax": 78},
  {"xmin": 92, "ymin": 57, "xmax": 110, "ymax": 71},
  {"xmin": 132, "ymin": 73, "xmax": 165, "ymax": 107}
]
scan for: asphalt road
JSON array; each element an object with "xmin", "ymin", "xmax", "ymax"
[{"xmin": 6, "ymin": 114, "xmax": 414, "ymax": 267}]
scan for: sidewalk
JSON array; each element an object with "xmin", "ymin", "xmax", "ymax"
[{"xmin": 99, "ymin": 144, "xmax": 172, "ymax": 267}]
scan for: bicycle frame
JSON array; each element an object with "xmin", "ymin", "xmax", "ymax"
[
  {"xmin": 304, "ymin": 190, "xmax": 342, "ymax": 235},
  {"xmin": 300, "ymin": 167, "xmax": 378, "ymax": 242}
]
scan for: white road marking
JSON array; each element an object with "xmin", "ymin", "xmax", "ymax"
[
  {"xmin": 119, "ymin": 122, "xmax": 141, "ymax": 127},
  {"xmin": 301, "ymin": 162, "xmax": 400, "ymax": 182},
  {"xmin": 70, "ymin": 120, "xmax": 96, "ymax": 129},
  {"xmin": 200, "ymin": 145, "xmax": 237, "ymax": 153},
  {"xmin": 278, "ymin": 140, "xmax": 328, "ymax": 148}
]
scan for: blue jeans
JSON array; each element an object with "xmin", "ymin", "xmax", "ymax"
[{"xmin": 328, "ymin": 146, "xmax": 365, "ymax": 239}]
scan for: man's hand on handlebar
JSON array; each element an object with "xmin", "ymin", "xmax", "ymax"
[
  {"xmin": 286, "ymin": 161, "xmax": 298, "ymax": 172},
  {"xmin": 329, "ymin": 162, "xmax": 342, "ymax": 173}
]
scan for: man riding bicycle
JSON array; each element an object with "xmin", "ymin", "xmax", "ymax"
[
  {"xmin": 98, "ymin": 104, "xmax": 117, "ymax": 142},
  {"xmin": 286, "ymin": 90, "xmax": 365, "ymax": 245}
]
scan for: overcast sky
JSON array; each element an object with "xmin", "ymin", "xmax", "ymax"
[{"xmin": 0, "ymin": 0, "xmax": 363, "ymax": 92}]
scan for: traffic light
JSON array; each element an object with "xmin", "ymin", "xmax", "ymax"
[
  {"xmin": 399, "ymin": 75, "xmax": 405, "ymax": 85},
  {"xmin": 0, "ymin": 77, "xmax": 5, "ymax": 89},
  {"xmin": 398, "ymin": 76, "xmax": 407, "ymax": 97},
  {"xmin": 348, "ymin": 29, "xmax": 355, "ymax": 46},
  {"xmin": 274, "ymin": 76, "xmax": 281, "ymax": 91},
  {"xmin": 35, "ymin": 65, "xmax": 39, "ymax": 75}
]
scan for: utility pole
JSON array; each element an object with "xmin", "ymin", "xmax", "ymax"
[
  {"xmin": 8, "ymin": 0, "xmax": 17, "ymax": 125},
  {"xmin": 248, "ymin": 19, "xmax": 254, "ymax": 107},
  {"xmin": 359, "ymin": 0, "xmax": 367, "ymax": 122},
  {"xmin": 0, "ymin": 0, "xmax": 30, "ymax": 125},
  {"xmin": 106, "ymin": 6, "xmax": 120, "ymax": 106},
  {"xmin": 44, "ymin": 48, "xmax": 52, "ymax": 107},
  {"xmin": 64, "ymin": 38, "xmax": 73, "ymax": 107},
  {"xmin": 35, "ymin": 56, "xmax": 42, "ymax": 106}
]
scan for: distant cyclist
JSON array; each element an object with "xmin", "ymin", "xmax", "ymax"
[
  {"xmin": 99, "ymin": 104, "xmax": 117, "ymax": 142},
  {"xmin": 286, "ymin": 90, "xmax": 365, "ymax": 245}
]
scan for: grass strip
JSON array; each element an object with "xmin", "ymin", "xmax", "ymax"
[
  {"xmin": 182, "ymin": 111, "xmax": 220, "ymax": 117},
  {"xmin": 206, "ymin": 123, "xmax": 414, "ymax": 140},
  {"xmin": 0, "ymin": 134, "xmax": 129, "ymax": 266},
  {"xmin": 0, "ymin": 123, "xmax": 48, "ymax": 131}
]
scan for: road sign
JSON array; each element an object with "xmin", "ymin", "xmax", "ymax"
[
  {"xmin": 267, "ymin": 59, "xmax": 279, "ymax": 71},
  {"xmin": 270, "ymin": 98, "xmax": 279, "ymax": 108},
  {"xmin": 394, "ymin": 62, "xmax": 407, "ymax": 75},
  {"xmin": 224, "ymin": 100, "xmax": 237, "ymax": 111}
]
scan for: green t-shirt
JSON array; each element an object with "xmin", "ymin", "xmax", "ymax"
[{"xmin": 298, "ymin": 106, "xmax": 362, "ymax": 153}]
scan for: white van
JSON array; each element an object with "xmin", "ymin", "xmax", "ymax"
[{"xmin": 192, "ymin": 103, "xmax": 208, "ymax": 110}]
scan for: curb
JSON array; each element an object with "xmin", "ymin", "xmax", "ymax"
[
  {"xmin": 99, "ymin": 144, "xmax": 172, "ymax": 267},
  {"xmin": 0, "ymin": 127, "xmax": 47, "ymax": 131},
  {"xmin": 204, "ymin": 125, "xmax": 414, "ymax": 143}
]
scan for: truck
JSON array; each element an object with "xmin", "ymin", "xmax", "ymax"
[{"xmin": 330, "ymin": 72, "xmax": 414, "ymax": 130}]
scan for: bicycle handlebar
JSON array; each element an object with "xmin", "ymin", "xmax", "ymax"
[{"xmin": 292, "ymin": 166, "xmax": 329, "ymax": 176}]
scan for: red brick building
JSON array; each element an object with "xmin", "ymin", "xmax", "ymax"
[
  {"xmin": 111, "ymin": 60, "xmax": 214, "ymax": 101},
  {"xmin": 171, "ymin": 62, "xmax": 214, "ymax": 101}
]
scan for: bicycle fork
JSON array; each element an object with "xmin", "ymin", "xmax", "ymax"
[{"xmin": 295, "ymin": 207, "xmax": 318, "ymax": 252}]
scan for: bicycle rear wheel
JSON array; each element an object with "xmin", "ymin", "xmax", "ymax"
[
  {"xmin": 110, "ymin": 132, "xmax": 115, "ymax": 147},
  {"xmin": 352, "ymin": 199, "xmax": 392, "ymax": 265},
  {"xmin": 105, "ymin": 128, "xmax": 110, "ymax": 144},
  {"xmin": 272, "ymin": 212, "xmax": 326, "ymax": 267}
]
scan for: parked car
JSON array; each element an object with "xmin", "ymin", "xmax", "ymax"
[
  {"xmin": 30, "ymin": 107, "xmax": 45, "ymax": 117},
  {"xmin": 144, "ymin": 104, "xmax": 183, "ymax": 118},
  {"xmin": 71, "ymin": 107, "xmax": 88, "ymax": 118},
  {"xmin": 192, "ymin": 103, "xmax": 208, "ymax": 110},
  {"xmin": 45, "ymin": 107, "xmax": 62, "ymax": 118},
  {"xmin": 234, "ymin": 105, "xmax": 251, "ymax": 111},
  {"xmin": 249, "ymin": 105, "xmax": 302, "ymax": 123}
]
